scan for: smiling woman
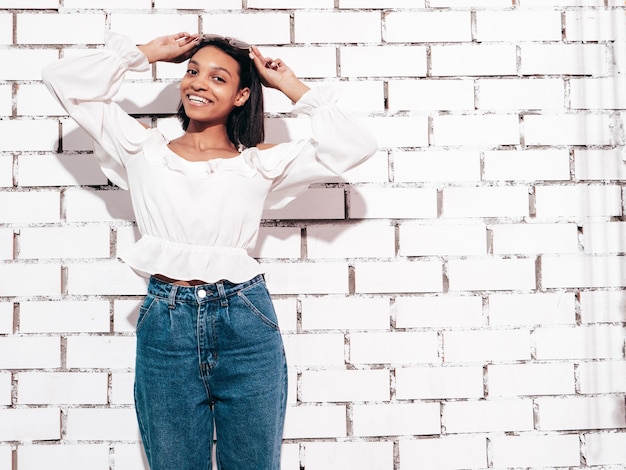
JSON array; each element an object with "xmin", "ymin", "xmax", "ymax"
[{"xmin": 42, "ymin": 30, "xmax": 377, "ymax": 470}]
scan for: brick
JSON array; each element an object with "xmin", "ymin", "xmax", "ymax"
[
  {"xmin": 17, "ymin": 372, "xmax": 108, "ymax": 405},
  {"xmin": 395, "ymin": 295, "xmax": 483, "ymax": 329},
  {"xmin": 0, "ymin": 50, "xmax": 59, "ymax": 80},
  {"xmin": 340, "ymin": 46, "xmax": 427, "ymax": 78},
  {"xmin": 575, "ymin": 149, "xmax": 626, "ymax": 180},
  {"xmin": 66, "ymin": 335, "xmax": 136, "ymax": 369},
  {"xmin": 393, "ymin": 150, "xmax": 481, "ymax": 183},
  {"xmin": 488, "ymin": 363, "xmax": 574, "ymax": 397},
  {"xmin": 585, "ymin": 432, "xmax": 626, "ymax": 466},
  {"xmin": 430, "ymin": 0, "xmax": 509, "ymax": 5},
  {"xmin": 307, "ymin": 223, "xmax": 395, "ymax": 258},
  {"xmin": 254, "ymin": 46, "xmax": 337, "ymax": 79},
  {"xmin": 273, "ymin": 298, "xmax": 298, "ymax": 332},
  {"xmin": 361, "ymin": 116, "xmax": 429, "ymax": 148},
  {"xmin": 282, "ymin": 333, "xmax": 345, "ymax": 367},
  {"xmin": 0, "ymin": 264, "xmax": 61, "ymax": 297},
  {"xmin": 19, "ymin": 225, "xmax": 111, "ymax": 260},
  {"xmin": 523, "ymin": 0, "xmax": 603, "ymax": 4},
  {"xmin": 354, "ymin": 261, "xmax": 443, "ymax": 294},
  {"xmin": 389, "ymin": 79, "xmax": 474, "ymax": 112},
  {"xmin": 578, "ymin": 360, "xmax": 626, "ymax": 394},
  {"xmin": 0, "ymin": 302, "xmax": 12, "ymax": 334},
  {"xmin": 570, "ymin": 77, "xmax": 626, "ymax": 110},
  {"xmin": 0, "ymin": 229, "xmax": 13, "ymax": 260},
  {"xmin": 579, "ymin": 290, "xmax": 626, "ymax": 323},
  {"xmin": 444, "ymin": 329, "xmax": 531, "ymax": 363},
  {"xmin": 66, "ymin": 262, "xmax": 148, "ymax": 295},
  {"xmin": 491, "ymin": 434, "xmax": 580, "ymax": 468},
  {"xmin": 340, "ymin": 0, "xmax": 422, "ymax": 7},
  {"xmin": 396, "ymin": 366, "xmax": 484, "ymax": 399},
  {"xmin": 63, "ymin": 0, "xmax": 150, "ymax": 6},
  {"xmin": 349, "ymin": 332, "xmax": 439, "ymax": 365},
  {"xmin": 444, "ymin": 399, "xmax": 534, "ymax": 433},
  {"xmin": 565, "ymin": 10, "xmax": 626, "ymax": 41},
  {"xmin": 17, "ymin": 13, "xmax": 106, "ymax": 45},
  {"xmin": 0, "ymin": 0, "xmax": 59, "ymax": 7},
  {"xmin": 109, "ymin": 14, "xmax": 198, "ymax": 44},
  {"xmin": 284, "ymin": 405, "xmax": 347, "ymax": 439},
  {"xmin": 0, "ymin": 85, "xmax": 10, "ymax": 116},
  {"xmin": 262, "ymin": 262, "xmax": 348, "ymax": 295},
  {"xmin": 340, "ymin": 151, "xmax": 388, "ymax": 184},
  {"xmin": 113, "ymin": 299, "xmax": 141, "ymax": 333},
  {"xmin": 542, "ymin": 254, "xmax": 626, "ymax": 289},
  {"xmin": 433, "ymin": 114, "xmax": 520, "ymax": 146},
  {"xmin": 478, "ymin": 78, "xmax": 564, "ymax": 111},
  {"xmin": 536, "ymin": 396, "xmax": 626, "ymax": 431},
  {"xmin": 489, "ymin": 292, "xmax": 576, "ymax": 326},
  {"xmin": 520, "ymin": 43, "xmax": 609, "ymax": 76},
  {"xmin": 0, "ymin": 191, "xmax": 60, "ymax": 224},
  {"xmin": 349, "ymin": 187, "xmax": 437, "ymax": 219},
  {"xmin": 295, "ymin": 12, "xmax": 381, "ymax": 44},
  {"xmin": 111, "ymin": 444, "xmax": 145, "ymax": 470},
  {"xmin": 483, "ymin": 149, "xmax": 570, "ymax": 181},
  {"xmin": 0, "ymin": 408, "xmax": 61, "ymax": 441},
  {"xmin": 155, "ymin": 0, "xmax": 238, "ymax": 8},
  {"xmin": 352, "ymin": 403, "xmax": 440, "ymax": 437},
  {"xmin": 301, "ymin": 369, "xmax": 390, "ymax": 402},
  {"xmin": 385, "ymin": 11, "xmax": 471, "ymax": 42},
  {"xmin": 0, "ymin": 120, "xmax": 59, "ymax": 152},
  {"xmin": 491, "ymin": 223, "xmax": 579, "ymax": 255},
  {"xmin": 335, "ymin": 81, "xmax": 385, "ymax": 113},
  {"xmin": 111, "ymin": 372, "xmax": 135, "ymax": 405},
  {"xmin": 60, "ymin": 118, "xmax": 98, "ymax": 151},
  {"xmin": 112, "ymin": 82, "xmax": 179, "ymax": 115},
  {"xmin": 535, "ymin": 185, "xmax": 621, "ymax": 218},
  {"xmin": 0, "ymin": 373, "xmax": 10, "ymax": 405},
  {"xmin": 114, "ymin": 226, "xmax": 140, "ymax": 260},
  {"xmin": 583, "ymin": 222, "xmax": 626, "ymax": 254},
  {"xmin": 432, "ymin": 45, "xmax": 517, "ymax": 77},
  {"xmin": 202, "ymin": 13, "xmax": 290, "ymax": 45},
  {"xmin": 525, "ymin": 114, "xmax": 613, "ymax": 146},
  {"xmin": 301, "ymin": 296, "xmax": 389, "ymax": 331},
  {"xmin": 476, "ymin": 10, "xmax": 562, "ymax": 41},
  {"xmin": 17, "ymin": 84, "xmax": 65, "ymax": 117},
  {"xmin": 248, "ymin": 227, "xmax": 300, "ymax": 259},
  {"xmin": 248, "ymin": 0, "xmax": 330, "ymax": 7},
  {"xmin": 534, "ymin": 325, "xmax": 624, "ymax": 360},
  {"xmin": 399, "ymin": 222, "xmax": 487, "ymax": 256},
  {"xmin": 304, "ymin": 441, "xmax": 393, "ymax": 470},
  {"xmin": 65, "ymin": 408, "xmax": 139, "ymax": 440},
  {"xmin": 64, "ymin": 188, "xmax": 134, "ymax": 222},
  {"xmin": 17, "ymin": 444, "xmax": 110, "ymax": 470},
  {"xmin": 0, "ymin": 14, "xmax": 11, "ymax": 45},
  {"xmin": 449, "ymin": 258, "xmax": 536, "ymax": 292},
  {"xmin": 262, "ymin": 188, "xmax": 345, "ymax": 220},
  {"xmin": 19, "ymin": 300, "xmax": 110, "ymax": 333},
  {"xmin": 399, "ymin": 436, "xmax": 488, "ymax": 470},
  {"xmin": 18, "ymin": 154, "xmax": 109, "ymax": 187}
]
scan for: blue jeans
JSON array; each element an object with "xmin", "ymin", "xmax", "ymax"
[{"xmin": 134, "ymin": 275, "xmax": 287, "ymax": 470}]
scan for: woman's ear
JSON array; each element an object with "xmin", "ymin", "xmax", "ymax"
[{"xmin": 235, "ymin": 87, "xmax": 250, "ymax": 107}]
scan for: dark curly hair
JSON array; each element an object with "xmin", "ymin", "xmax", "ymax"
[{"xmin": 176, "ymin": 37, "xmax": 265, "ymax": 149}]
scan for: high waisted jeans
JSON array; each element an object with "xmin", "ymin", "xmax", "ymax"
[{"xmin": 134, "ymin": 275, "xmax": 287, "ymax": 470}]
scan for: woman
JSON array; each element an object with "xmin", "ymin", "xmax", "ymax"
[{"xmin": 42, "ymin": 31, "xmax": 377, "ymax": 469}]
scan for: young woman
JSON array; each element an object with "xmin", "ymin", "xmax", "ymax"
[{"xmin": 42, "ymin": 31, "xmax": 377, "ymax": 469}]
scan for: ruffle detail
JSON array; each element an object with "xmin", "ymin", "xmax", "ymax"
[
  {"xmin": 104, "ymin": 31, "xmax": 150, "ymax": 73},
  {"xmin": 292, "ymin": 85, "xmax": 340, "ymax": 116},
  {"xmin": 120, "ymin": 235, "xmax": 263, "ymax": 283}
]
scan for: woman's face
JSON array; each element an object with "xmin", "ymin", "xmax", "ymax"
[{"xmin": 180, "ymin": 46, "xmax": 250, "ymax": 127}]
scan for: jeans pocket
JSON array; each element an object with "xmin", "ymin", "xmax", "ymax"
[
  {"xmin": 237, "ymin": 283, "xmax": 280, "ymax": 331},
  {"xmin": 136, "ymin": 294, "xmax": 158, "ymax": 333}
]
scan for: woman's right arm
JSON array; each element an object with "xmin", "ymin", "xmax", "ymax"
[{"xmin": 41, "ymin": 32, "xmax": 198, "ymax": 189}]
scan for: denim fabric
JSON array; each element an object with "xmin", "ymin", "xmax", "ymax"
[{"xmin": 134, "ymin": 275, "xmax": 288, "ymax": 470}]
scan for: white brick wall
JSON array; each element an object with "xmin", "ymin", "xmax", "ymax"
[{"xmin": 1, "ymin": 1, "xmax": 625, "ymax": 469}]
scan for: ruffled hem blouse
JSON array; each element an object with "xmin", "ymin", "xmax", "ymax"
[{"xmin": 42, "ymin": 32, "xmax": 378, "ymax": 283}]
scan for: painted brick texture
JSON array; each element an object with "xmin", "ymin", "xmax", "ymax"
[{"xmin": 1, "ymin": 1, "xmax": 625, "ymax": 470}]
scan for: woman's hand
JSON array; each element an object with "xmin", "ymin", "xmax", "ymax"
[
  {"xmin": 249, "ymin": 46, "xmax": 310, "ymax": 103},
  {"xmin": 138, "ymin": 33, "xmax": 200, "ymax": 64}
]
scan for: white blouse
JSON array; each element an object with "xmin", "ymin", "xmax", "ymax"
[{"xmin": 42, "ymin": 32, "xmax": 377, "ymax": 283}]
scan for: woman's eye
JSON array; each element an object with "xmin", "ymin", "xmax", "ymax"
[
  {"xmin": 186, "ymin": 69, "xmax": 198, "ymax": 75},
  {"xmin": 211, "ymin": 76, "xmax": 226, "ymax": 83}
]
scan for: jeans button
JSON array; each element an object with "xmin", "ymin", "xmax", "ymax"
[{"xmin": 197, "ymin": 289, "xmax": 207, "ymax": 299}]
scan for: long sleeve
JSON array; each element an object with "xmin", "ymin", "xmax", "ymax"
[
  {"xmin": 252, "ymin": 86, "xmax": 378, "ymax": 210},
  {"xmin": 42, "ymin": 32, "xmax": 151, "ymax": 190}
]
